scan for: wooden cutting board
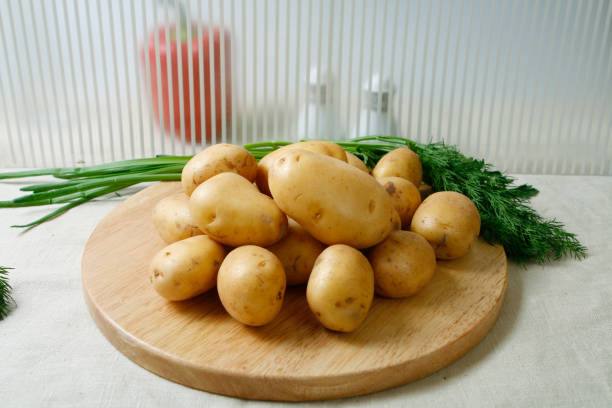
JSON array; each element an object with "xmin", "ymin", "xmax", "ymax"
[{"xmin": 82, "ymin": 182, "xmax": 507, "ymax": 401}]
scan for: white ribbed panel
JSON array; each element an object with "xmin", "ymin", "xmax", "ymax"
[
  {"xmin": 292, "ymin": 0, "xmax": 302, "ymax": 141},
  {"xmin": 262, "ymin": 0, "xmax": 268, "ymax": 143},
  {"xmin": 128, "ymin": 0, "xmax": 145, "ymax": 157},
  {"xmin": 416, "ymin": 0, "xmax": 431, "ymax": 142},
  {"xmin": 108, "ymin": 0, "xmax": 125, "ymax": 160},
  {"xmin": 354, "ymin": 0, "xmax": 367, "ymax": 139},
  {"xmin": 0, "ymin": 0, "xmax": 610, "ymax": 175},
  {"xmin": 396, "ymin": 1, "xmax": 411, "ymax": 142},
  {"xmin": 64, "ymin": 0, "xmax": 85, "ymax": 164},
  {"xmin": 207, "ymin": 0, "xmax": 217, "ymax": 145},
  {"xmin": 230, "ymin": 0, "xmax": 238, "ymax": 144},
  {"xmin": 240, "ymin": 0, "xmax": 247, "ymax": 145},
  {"xmin": 0, "ymin": 29, "xmax": 17, "ymax": 164},
  {"xmin": 141, "ymin": 0, "xmax": 156, "ymax": 156},
  {"xmin": 218, "ymin": 0, "xmax": 228, "ymax": 144},
  {"xmin": 174, "ymin": 0, "xmax": 186, "ymax": 154},
  {"xmin": 365, "ymin": 0, "xmax": 378, "ymax": 137},
  {"xmin": 304, "ymin": 0, "xmax": 312, "ymax": 140},
  {"xmin": 5, "ymin": 2, "xmax": 34, "ymax": 167},
  {"xmin": 273, "ymin": 0, "xmax": 280, "ymax": 141},
  {"xmin": 163, "ymin": 0, "xmax": 175, "ymax": 155},
  {"xmin": 184, "ymin": 0, "xmax": 196, "ymax": 153}
]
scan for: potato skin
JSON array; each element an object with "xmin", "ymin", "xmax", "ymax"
[
  {"xmin": 372, "ymin": 147, "xmax": 423, "ymax": 187},
  {"xmin": 376, "ymin": 177, "xmax": 422, "ymax": 228},
  {"xmin": 181, "ymin": 143, "xmax": 257, "ymax": 196},
  {"xmin": 391, "ymin": 209, "xmax": 402, "ymax": 231},
  {"xmin": 217, "ymin": 246, "xmax": 286, "ymax": 326},
  {"xmin": 368, "ymin": 230, "xmax": 436, "ymax": 298},
  {"xmin": 256, "ymin": 141, "xmax": 347, "ymax": 196},
  {"xmin": 266, "ymin": 219, "xmax": 325, "ymax": 285},
  {"xmin": 291, "ymin": 141, "xmax": 348, "ymax": 162},
  {"xmin": 306, "ymin": 245, "xmax": 374, "ymax": 332},
  {"xmin": 189, "ymin": 172, "xmax": 288, "ymax": 247},
  {"xmin": 268, "ymin": 149, "xmax": 396, "ymax": 249},
  {"xmin": 149, "ymin": 235, "xmax": 227, "ymax": 301},
  {"xmin": 410, "ymin": 191, "xmax": 481, "ymax": 260},
  {"xmin": 345, "ymin": 151, "xmax": 370, "ymax": 173},
  {"xmin": 152, "ymin": 192, "xmax": 203, "ymax": 244},
  {"xmin": 255, "ymin": 148, "xmax": 286, "ymax": 196}
]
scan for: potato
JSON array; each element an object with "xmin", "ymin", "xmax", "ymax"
[
  {"xmin": 189, "ymin": 172, "xmax": 288, "ymax": 247},
  {"xmin": 152, "ymin": 192, "xmax": 203, "ymax": 244},
  {"xmin": 255, "ymin": 149, "xmax": 285, "ymax": 195},
  {"xmin": 418, "ymin": 182, "xmax": 434, "ymax": 201},
  {"xmin": 181, "ymin": 143, "xmax": 257, "ymax": 196},
  {"xmin": 217, "ymin": 246, "xmax": 286, "ymax": 326},
  {"xmin": 391, "ymin": 209, "xmax": 402, "ymax": 231},
  {"xmin": 306, "ymin": 245, "xmax": 374, "ymax": 332},
  {"xmin": 267, "ymin": 219, "xmax": 325, "ymax": 285},
  {"xmin": 149, "ymin": 235, "xmax": 227, "ymax": 301},
  {"xmin": 410, "ymin": 191, "xmax": 481, "ymax": 260},
  {"xmin": 256, "ymin": 141, "xmax": 347, "ymax": 195},
  {"xmin": 376, "ymin": 177, "xmax": 422, "ymax": 228},
  {"xmin": 291, "ymin": 141, "xmax": 347, "ymax": 161},
  {"xmin": 372, "ymin": 147, "xmax": 423, "ymax": 187},
  {"xmin": 368, "ymin": 230, "xmax": 436, "ymax": 298},
  {"xmin": 268, "ymin": 149, "xmax": 396, "ymax": 248},
  {"xmin": 345, "ymin": 151, "xmax": 370, "ymax": 173}
]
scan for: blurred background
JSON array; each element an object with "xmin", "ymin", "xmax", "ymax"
[{"xmin": 0, "ymin": 0, "xmax": 610, "ymax": 174}]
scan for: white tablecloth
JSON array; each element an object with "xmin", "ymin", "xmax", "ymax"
[{"xmin": 1, "ymin": 174, "xmax": 611, "ymax": 407}]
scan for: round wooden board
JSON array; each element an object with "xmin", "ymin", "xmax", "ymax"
[{"xmin": 82, "ymin": 182, "xmax": 507, "ymax": 401}]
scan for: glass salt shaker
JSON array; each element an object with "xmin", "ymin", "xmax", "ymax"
[
  {"xmin": 297, "ymin": 67, "xmax": 344, "ymax": 140},
  {"xmin": 350, "ymin": 74, "xmax": 398, "ymax": 138}
]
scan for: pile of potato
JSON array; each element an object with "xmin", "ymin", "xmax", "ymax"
[{"xmin": 149, "ymin": 142, "xmax": 481, "ymax": 332}]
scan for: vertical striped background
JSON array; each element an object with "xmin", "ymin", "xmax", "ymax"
[{"xmin": 0, "ymin": 0, "xmax": 610, "ymax": 174}]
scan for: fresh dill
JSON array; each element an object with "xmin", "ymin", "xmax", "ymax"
[
  {"xmin": 0, "ymin": 266, "xmax": 15, "ymax": 320},
  {"xmin": 345, "ymin": 136, "xmax": 586, "ymax": 263}
]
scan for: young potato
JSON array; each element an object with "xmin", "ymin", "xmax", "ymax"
[
  {"xmin": 376, "ymin": 176, "xmax": 422, "ymax": 228},
  {"xmin": 217, "ymin": 246, "xmax": 286, "ymax": 326},
  {"xmin": 152, "ymin": 192, "xmax": 203, "ymax": 244},
  {"xmin": 292, "ymin": 140, "xmax": 348, "ymax": 162},
  {"xmin": 149, "ymin": 235, "xmax": 227, "ymax": 301},
  {"xmin": 345, "ymin": 151, "xmax": 370, "ymax": 173},
  {"xmin": 189, "ymin": 172, "xmax": 288, "ymax": 247},
  {"xmin": 306, "ymin": 245, "xmax": 374, "ymax": 332},
  {"xmin": 368, "ymin": 230, "xmax": 436, "ymax": 298},
  {"xmin": 410, "ymin": 191, "xmax": 481, "ymax": 260},
  {"xmin": 255, "ymin": 141, "xmax": 347, "ymax": 196},
  {"xmin": 255, "ymin": 148, "xmax": 287, "ymax": 196},
  {"xmin": 268, "ymin": 149, "xmax": 396, "ymax": 249},
  {"xmin": 419, "ymin": 182, "xmax": 434, "ymax": 201},
  {"xmin": 181, "ymin": 143, "xmax": 258, "ymax": 196},
  {"xmin": 391, "ymin": 209, "xmax": 402, "ymax": 231},
  {"xmin": 372, "ymin": 147, "xmax": 423, "ymax": 187},
  {"xmin": 266, "ymin": 219, "xmax": 325, "ymax": 285}
]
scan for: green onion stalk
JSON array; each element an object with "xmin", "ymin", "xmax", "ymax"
[{"xmin": 0, "ymin": 136, "xmax": 586, "ymax": 264}]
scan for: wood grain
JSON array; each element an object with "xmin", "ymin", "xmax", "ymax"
[{"xmin": 82, "ymin": 182, "xmax": 508, "ymax": 401}]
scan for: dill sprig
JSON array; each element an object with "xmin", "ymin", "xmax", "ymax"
[
  {"xmin": 0, "ymin": 266, "xmax": 15, "ymax": 320},
  {"xmin": 336, "ymin": 136, "xmax": 586, "ymax": 263},
  {"xmin": 0, "ymin": 136, "xmax": 586, "ymax": 263},
  {"xmin": 385, "ymin": 137, "xmax": 585, "ymax": 263}
]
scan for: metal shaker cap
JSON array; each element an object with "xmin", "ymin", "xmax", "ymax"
[
  {"xmin": 363, "ymin": 74, "xmax": 395, "ymax": 111},
  {"xmin": 308, "ymin": 67, "xmax": 332, "ymax": 104}
]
